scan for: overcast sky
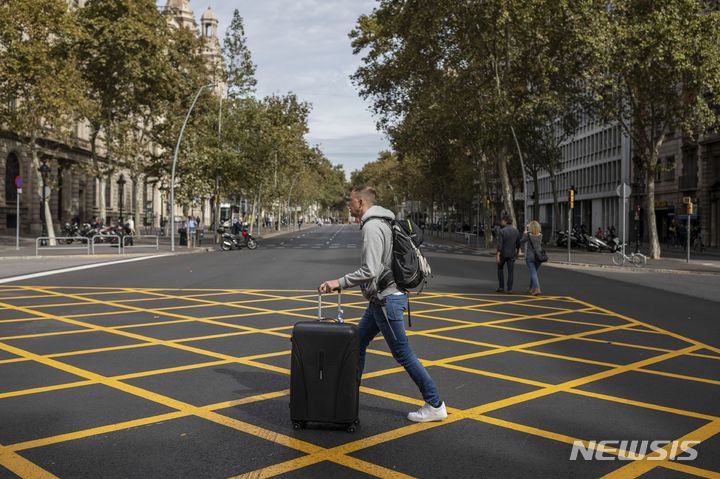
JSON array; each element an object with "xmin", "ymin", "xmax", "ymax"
[{"xmin": 187, "ymin": 0, "xmax": 389, "ymax": 177}]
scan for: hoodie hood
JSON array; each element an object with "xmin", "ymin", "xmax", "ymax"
[{"xmin": 361, "ymin": 205, "xmax": 395, "ymax": 224}]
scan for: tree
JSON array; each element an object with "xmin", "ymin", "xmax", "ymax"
[
  {"xmin": 76, "ymin": 0, "xmax": 184, "ymax": 222},
  {"xmin": 587, "ymin": 0, "xmax": 720, "ymax": 259},
  {"xmin": 350, "ymin": 0, "xmax": 599, "ymax": 232},
  {"xmin": 0, "ymin": 0, "xmax": 87, "ymax": 241},
  {"xmin": 223, "ymin": 9, "xmax": 257, "ymax": 99}
]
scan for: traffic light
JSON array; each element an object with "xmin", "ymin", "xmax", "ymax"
[
  {"xmin": 688, "ymin": 201, "xmax": 694, "ymax": 215},
  {"xmin": 568, "ymin": 187, "xmax": 575, "ymax": 210}
]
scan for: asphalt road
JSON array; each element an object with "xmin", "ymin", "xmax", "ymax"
[{"xmin": 0, "ymin": 225, "xmax": 718, "ymax": 478}]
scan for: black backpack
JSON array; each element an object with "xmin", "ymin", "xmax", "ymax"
[{"xmin": 361, "ymin": 217, "xmax": 432, "ymax": 292}]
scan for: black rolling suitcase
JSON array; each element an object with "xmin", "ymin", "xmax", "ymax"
[{"xmin": 290, "ymin": 292, "xmax": 360, "ymax": 432}]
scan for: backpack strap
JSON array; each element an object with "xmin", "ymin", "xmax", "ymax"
[{"xmin": 360, "ymin": 216, "xmax": 392, "ymax": 229}]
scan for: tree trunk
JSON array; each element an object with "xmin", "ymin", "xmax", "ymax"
[
  {"xmin": 532, "ymin": 169, "xmax": 540, "ymax": 221},
  {"xmin": 479, "ymin": 152, "xmax": 493, "ymax": 249},
  {"xmin": 646, "ymin": 158, "xmax": 661, "ymax": 259},
  {"xmin": 98, "ymin": 177, "xmax": 107, "ymax": 223},
  {"xmin": 497, "ymin": 146, "xmax": 516, "ymax": 226},
  {"xmin": 30, "ymin": 137, "xmax": 56, "ymax": 246}
]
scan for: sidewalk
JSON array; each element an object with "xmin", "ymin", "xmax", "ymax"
[
  {"xmin": 0, "ymin": 224, "xmax": 316, "ymax": 258},
  {"xmin": 423, "ymin": 232, "xmax": 720, "ymax": 275}
]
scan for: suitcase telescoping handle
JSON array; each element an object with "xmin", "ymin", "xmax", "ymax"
[{"xmin": 318, "ymin": 289, "xmax": 343, "ymax": 323}]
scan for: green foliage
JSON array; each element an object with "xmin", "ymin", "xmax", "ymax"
[
  {"xmin": 350, "ymin": 0, "xmax": 599, "ymax": 224},
  {"xmin": 223, "ymin": 9, "xmax": 257, "ymax": 99},
  {"xmin": 0, "ymin": 0, "xmax": 86, "ymax": 138}
]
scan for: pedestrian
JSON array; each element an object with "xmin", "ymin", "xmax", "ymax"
[
  {"xmin": 521, "ymin": 220, "xmax": 544, "ymax": 295},
  {"xmin": 495, "ymin": 214, "xmax": 521, "ymax": 293},
  {"xmin": 318, "ymin": 186, "xmax": 447, "ymax": 423},
  {"xmin": 667, "ymin": 221, "xmax": 676, "ymax": 248},
  {"xmin": 187, "ymin": 216, "xmax": 197, "ymax": 247}
]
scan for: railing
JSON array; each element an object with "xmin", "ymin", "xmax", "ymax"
[
  {"xmin": 35, "ymin": 234, "xmax": 160, "ymax": 256},
  {"xmin": 121, "ymin": 235, "xmax": 159, "ymax": 252},
  {"xmin": 35, "ymin": 237, "xmax": 91, "ymax": 256},
  {"xmin": 91, "ymin": 234, "xmax": 122, "ymax": 255}
]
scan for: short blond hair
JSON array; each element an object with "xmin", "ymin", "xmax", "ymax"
[{"xmin": 527, "ymin": 220, "xmax": 541, "ymax": 235}]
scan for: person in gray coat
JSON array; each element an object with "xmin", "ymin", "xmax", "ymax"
[
  {"xmin": 495, "ymin": 214, "xmax": 521, "ymax": 293},
  {"xmin": 319, "ymin": 186, "xmax": 447, "ymax": 423},
  {"xmin": 520, "ymin": 220, "xmax": 544, "ymax": 295}
]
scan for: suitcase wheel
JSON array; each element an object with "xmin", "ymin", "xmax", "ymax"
[
  {"xmin": 346, "ymin": 424, "xmax": 356, "ymax": 433},
  {"xmin": 292, "ymin": 421, "xmax": 306, "ymax": 431}
]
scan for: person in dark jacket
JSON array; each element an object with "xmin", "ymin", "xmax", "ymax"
[
  {"xmin": 520, "ymin": 220, "xmax": 544, "ymax": 295},
  {"xmin": 496, "ymin": 214, "xmax": 521, "ymax": 293}
]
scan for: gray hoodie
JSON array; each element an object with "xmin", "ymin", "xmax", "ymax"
[{"xmin": 338, "ymin": 205, "xmax": 400, "ymax": 302}]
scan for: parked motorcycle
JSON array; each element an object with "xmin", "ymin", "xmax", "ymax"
[
  {"xmin": 556, "ymin": 230, "xmax": 580, "ymax": 248},
  {"xmin": 588, "ymin": 234, "xmax": 620, "ymax": 252},
  {"xmin": 218, "ymin": 227, "xmax": 257, "ymax": 251},
  {"xmin": 62, "ymin": 222, "xmax": 81, "ymax": 244}
]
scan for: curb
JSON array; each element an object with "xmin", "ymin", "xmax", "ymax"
[
  {"xmin": 424, "ymin": 239, "xmax": 720, "ymax": 276},
  {"xmin": 545, "ymin": 261, "xmax": 720, "ymax": 276}
]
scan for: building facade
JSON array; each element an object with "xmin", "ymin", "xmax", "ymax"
[
  {"xmin": 529, "ymin": 116, "xmax": 633, "ymax": 242},
  {"xmin": 0, "ymin": 0, "xmax": 222, "ymax": 237},
  {"xmin": 527, "ymin": 114, "xmax": 720, "ymax": 249}
]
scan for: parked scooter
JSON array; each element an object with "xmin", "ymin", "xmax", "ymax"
[
  {"xmin": 588, "ymin": 234, "xmax": 620, "ymax": 252},
  {"xmin": 218, "ymin": 227, "xmax": 257, "ymax": 251},
  {"xmin": 556, "ymin": 230, "xmax": 580, "ymax": 248}
]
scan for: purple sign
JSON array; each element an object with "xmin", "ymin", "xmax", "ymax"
[{"xmin": 14, "ymin": 176, "xmax": 22, "ymax": 189}]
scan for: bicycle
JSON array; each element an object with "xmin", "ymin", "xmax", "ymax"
[{"xmin": 611, "ymin": 246, "xmax": 647, "ymax": 267}]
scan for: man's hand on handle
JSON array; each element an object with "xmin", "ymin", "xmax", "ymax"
[{"xmin": 318, "ymin": 279, "xmax": 341, "ymax": 294}]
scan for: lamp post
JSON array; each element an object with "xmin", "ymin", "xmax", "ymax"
[
  {"xmin": 117, "ymin": 174, "xmax": 126, "ymax": 225},
  {"xmin": 38, "ymin": 158, "xmax": 50, "ymax": 245},
  {"xmin": 171, "ymin": 83, "xmax": 215, "ymax": 252},
  {"xmin": 632, "ymin": 175, "xmax": 644, "ymax": 254}
]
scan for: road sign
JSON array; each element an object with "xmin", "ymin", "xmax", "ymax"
[
  {"xmin": 683, "ymin": 196, "xmax": 692, "ymax": 204},
  {"xmin": 616, "ymin": 183, "xmax": 632, "ymax": 199},
  {"xmin": 14, "ymin": 176, "xmax": 22, "ymax": 189}
]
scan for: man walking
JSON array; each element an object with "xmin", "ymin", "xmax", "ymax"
[
  {"xmin": 318, "ymin": 186, "xmax": 447, "ymax": 423},
  {"xmin": 496, "ymin": 214, "xmax": 521, "ymax": 293}
]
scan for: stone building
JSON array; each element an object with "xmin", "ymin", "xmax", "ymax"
[{"xmin": 0, "ymin": 0, "xmax": 223, "ymax": 238}]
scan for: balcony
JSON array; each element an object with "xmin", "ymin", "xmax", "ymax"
[{"xmin": 679, "ymin": 173, "xmax": 698, "ymax": 191}]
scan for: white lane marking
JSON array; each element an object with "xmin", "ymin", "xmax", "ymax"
[{"xmin": 0, "ymin": 255, "xmax": 169, "ymax": 284}]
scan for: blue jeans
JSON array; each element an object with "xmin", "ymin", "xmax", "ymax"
[
  {"xmin": 526, "ymin": 260, "xmax": 541, "ymax": 289},
  {"xmin": 358, "ymin": 294, "xmax": 441, "ymax": 406}
]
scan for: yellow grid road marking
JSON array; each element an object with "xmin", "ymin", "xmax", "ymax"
[{"xmin": 2, "ymin": 287, "xmax": 718, "ymax": 479}]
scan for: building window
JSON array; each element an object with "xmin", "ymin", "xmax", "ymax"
[
  {"xmin": 5, "ymin": 153, "xmax": 20, "ymax": 203},
  {"xmin": 4, "ymin": 153, "xmax": 20, "ymax": 203},
  {"xmin": 662, "ymin": 156, "xmax": 675, "ymax": 182}
]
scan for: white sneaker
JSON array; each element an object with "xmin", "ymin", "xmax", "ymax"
[{"xmin": 407, "ymin": 402, "xmax": 448, "ymax": 422}]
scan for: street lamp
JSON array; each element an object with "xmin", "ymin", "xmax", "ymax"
[
  {"xmin": 117, "ymin": 174, "xmax": 126, "ymax": 224},
  {"xmin": 171, "ymin": 83, "xmax": 215, "ymax": 252},
  {"xmin": 632, "ymin": 175, "xmax": 644, "ymax": 253},
  {"xmin": 38, "ymin": 158, "xmax": 50, "ymax": 244}
]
